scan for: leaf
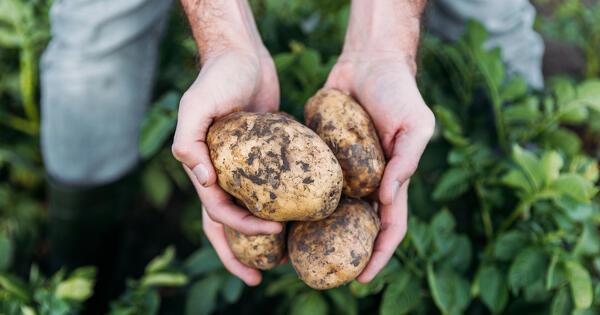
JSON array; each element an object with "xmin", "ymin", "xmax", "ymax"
[
  {"xmin": 550, "ymin": 287, "xmax": 572, "ymax": 315},
  {"xmin": 142, "ymin": 163, "xmax": 172, "ymax": 209},
  {"xmin": 559, "ymin": 101, "xmax": 589, "ymax": 123},
  {"xmin": 274, "ymin": 53, "xmax": 296, "ymax": 70},
  {"xmin": 221, "ymin": 275, "xmax": 244, "ymax": 304},
  {"xmin": 326, "ymin": 288, "xmax": 358, "ymax": 315},
  {"xmin": 432, "ymin": 167, "xmax": 471, "ymax": 201},
  {"xmin": 139, "ymin": 93, "xmax": 178, "ymax": 159},
  {"xmin": 546, "ymin": 254, "xmax": 568, "ymax": 290},
  {"xmin": 350, "ymin": 258, "xmax": 400, "ymax": 297},
  {"xmin": 551, "ymin": 174, "xmax": 598, "ymax": 203},
  {"xmin": 446, "ymin": 235, "xmax": 472, "ymax": 272},
  {"xmin": 266, "ymin": 273, "xmax": 305, "ymax": 296},
  {"xmin": 145, "ymin": 246, "xmax": 175, "ymax": 274},
  {"xmin": 574, "ymin": 223, "xmax": 600, "ymax": 257},
  {"xmin": 184, "ymin": 248, "xmax": 223, "ymax": 277},
  {"xmin": 541, "ymin": 151, "xmax": 564, "ymax": 185},
  {"xmin": 464, "ymin": 21, "xmax": 488, "ymax": 49},
  {"xmin": 542, "ymin": 128, "xmax": 582, "ymax": 155},
  {"xmin": 380, "ymin": 272, "xmax": 421, "ymax": 315},
  {"xmin": 431, "ymin": 209, "xmax": 456, "ymax": 235},
  {"xmin": 565, "ymin": 260, "xmax": 593, "ymax": 309},
  {"xmin": 576, "ymin": 79, "xmax": 600, "ymax": 112},
  {"xmin": 504, "ymin": 103, "xmax": 542, "ymax": 123},
  {"xmin": 508, "ymin": 247, "xmax": 547, "ymax": 293},
  {"xmin": 512, "ymin": 145, "xmax": 544, "ymax": 191},
  {"xmin": 0, "ymin": 234, "xmax": 13, "ymax": 271},
  {"xmin": 523, "ymin": 280, "xmax": 550, "ymax": 302},
  {"xmin": 55, "ymin": 278, "xmax": 94, "ymax": 301},
  {"xmin": 478, "ymin": 265, "xmax": 508, "ymax": 314},
  {"xmin": 500, "ymin": 75, "xmax": 527, "ymax": 101},
  {"xmin": 554, "ymin": 196, "xmax": 595, "ymax": 222},
  {"xmin": 427, "ymin": 263, "xmax": 471, "ymax": 315},
  {"xmin": 0, "ymin": 27, "xmax": 22, "ymax": 47},
  {"xmin": 552, "ymin": 78, "xmax": 576, "ymax": 106},
  {"xmin": 407, "ymin": 218, "xmax": 431, "ymax": 259},
  {"xmin": 0, "ymin": 273, "xmax": 30, "ymax": 301},
  {"xmin": 185, "ymin": 275, "xmax": 223, "ymax": 315},
  {"xmin": 290, "ymin": 292, "xmax": 328, "ymax": 315},
  {"xmin": 502, "ymin": 169, "xmax": 534, "ymax": 194},
  {"xmin": 141, "ymin": 272, "xmax": 187, "ymax": 288},
  {"xmin": 433, "ymin": 106, "xmax": 463, "ymax": 134},
  {"xmin": 478, "ymin": 48, "xmax": 505, "ymax": 89}
]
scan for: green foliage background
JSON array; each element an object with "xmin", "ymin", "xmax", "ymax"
[{"xmin": 1, "ymin": 0, "xmax": 600, "ymax": 314}]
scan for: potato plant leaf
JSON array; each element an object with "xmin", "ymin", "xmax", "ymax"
[
  {"xmin": 478, "ymin": 265, "xmax": 508, "ymax": 314},
  {"xmin": 566, "ymin": 260, "xmax": 593, "ymax": 309}
]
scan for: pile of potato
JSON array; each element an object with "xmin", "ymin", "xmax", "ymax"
[{"xmin": 207, "ymin": 89, "xmax": 385, "ymax": 289}]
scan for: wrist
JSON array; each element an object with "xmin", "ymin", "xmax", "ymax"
[
  {"xmin": 181, "ymin": 0, "xmax": 266, "ymax": 64},
  {"xmin": 342, "ymin": 0, "xmax": 424, "ymax": 62}
]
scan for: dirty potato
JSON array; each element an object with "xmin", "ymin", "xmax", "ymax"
[
  {"xmin": 288, "ymin": 198, "xmax": 380, "ymax": 289},
  {"xmin": 305, "ymin": 89, "xmax": 385, "ymax": 198},
  {"xmin": 207, "ymin": 112, "xmax": 343, "ymax": 221},
  {"xmin": 224, "ymin": 225, "xmax": 286, "ymax": 270}
]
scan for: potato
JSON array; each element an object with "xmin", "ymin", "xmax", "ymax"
[
  {"xmin": 224, "ymin": 225, "xmax": 286, "ymax": 270},
  {"xmin": 305, "ymin": 89, "xmax": 385, "ymax": 198},
  {"xmin": 207, "ymin": 112, "xmax": 343, "ymax": 221},
  {"xmin": 288, "ymin": 197, "xmax": 380, "ymax": 289}
]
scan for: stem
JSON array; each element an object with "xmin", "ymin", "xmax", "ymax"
[
  {"xmin": 19, "ymin": 43, "xmax": 39, "ymax": 131},
  {"xmin": 499, "ymin": 200, "xmax": 529, "ymax": 233},
  {"xmin": 487, "ymin": 76, "xmax": 508, "ymax": 152},
  {"xmin": 0, "ymin": 113, "xmax": 38, "ymax": 135},
  {"xmin": 498, "ymin": 189, "xmax": 554, "ymax": 233},
  {"xmin": 474, "ymin": 182, "xmax": 493, "ymax": 240}
]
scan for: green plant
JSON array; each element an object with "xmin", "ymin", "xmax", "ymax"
[
  {"xmin": 108, "ymin": 247, "xmax": 188, "ymax": 315},
  {"xmin": 537, "ymin": 0, "xmax": 600, "ymax": 77},
  {"xmin": 1, "ymin": 1, "xmax": 599, "ymax": 314},
  {"xmin": 0, "ymin": 266, "xmax": 95, "ymax": 315}
]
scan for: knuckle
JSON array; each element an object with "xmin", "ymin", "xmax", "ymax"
[{"xmin": 171, "ymin": 142, "xmax": 191, "ymax": 162}]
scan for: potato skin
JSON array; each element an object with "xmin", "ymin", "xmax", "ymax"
[
  {"xmin": 288, "ymin": 198, "xmax": 380, "ymax": 289},
  {"xmin": 305, "ymin": 89, "xmax": 385, "ymax": 198},
  {"xmin": 224, "ymin": 225, "xmax": 286, "ymax": 270},
  {"xmin": 207, "ymin": 112, "xmax": 343, "ymax": 221}
]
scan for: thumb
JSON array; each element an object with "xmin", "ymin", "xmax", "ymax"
[{"xmin": 171, "ymin": 94, "xmax": 218, "ymax": 187}]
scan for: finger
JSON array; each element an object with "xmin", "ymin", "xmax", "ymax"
[
  {"xmin": 357, "ymin": 181, "xmax": 409, "ymax": 283},
  {"xmin": 202, "ymin": 208, "xmax": 262, "ymax": 286},
  {"xmin": 185, "ymin": 166, "xmax": 283, "ymax": 235},
  {"xmin": 378, "ymin": 119, "xmax": 433, "ymax": 206},
  {"xmin": 171, "ymin": 94, "xmax": 217, "ymax": 188}
]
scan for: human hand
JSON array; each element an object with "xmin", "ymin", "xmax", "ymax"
[
  {"xmin": 325, "ymin": 52, "xmax": 434, "ymax": 283},
  {"xmin": 172, "ymin": 50, "xmax": 283, "ymax": 285},
  {"xmin": 176, "ymin": 0, "xmax": 284, "ymax": 286}
]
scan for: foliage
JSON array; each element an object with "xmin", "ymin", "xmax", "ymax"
[
  {"xmin": 0, "ymin": 266, "xmax": 95, "ymax": 315},
  {"xmin": 536, "ymin": 0, "xmax": 600, "ymax": 77},
  {"xmin": 0, "ymin": 0, "xmax": 599, "ymax": 314}
]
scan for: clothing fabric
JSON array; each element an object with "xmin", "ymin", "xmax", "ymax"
[
  {"xmin": 41, "ymin": 0, "xmax": 171, "ymax": 186},
  {"xmin": 41, "ymin": 0, "xmax": 544, "ymax": 186}
]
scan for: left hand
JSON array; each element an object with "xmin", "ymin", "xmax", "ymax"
[{"xmin": 325, "ymin": 52, "xmax": 435, "ymax": 283}]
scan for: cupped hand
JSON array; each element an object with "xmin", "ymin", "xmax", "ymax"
[
  {"xmin": 172, "ymin": 49, "xmax": 282, "ymax": 285},
  {"xmin": 325, "ymin": 52, "xmax": 435, "ymax": 283}
]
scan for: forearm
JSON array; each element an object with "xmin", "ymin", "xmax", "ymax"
[
  {"xmin": 343, "ymin": 0, "xmax": 426, "ymax": 68},
  {"xmin": 180, "ymin": 0, "xmax": 265, "ymax": 63}
]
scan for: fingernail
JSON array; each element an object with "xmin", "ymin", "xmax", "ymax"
[
  {"xmin": 391, "ymin": 180, "xmax": 400, "ymax": 204},
  {"xmin": 193, "ymin": 164, "xmax": 209, "ymax": 186}
]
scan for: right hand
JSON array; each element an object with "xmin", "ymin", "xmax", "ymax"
[{"xmin": 172, "ymin": 48, "xmax": 282, "ymax": 285}]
